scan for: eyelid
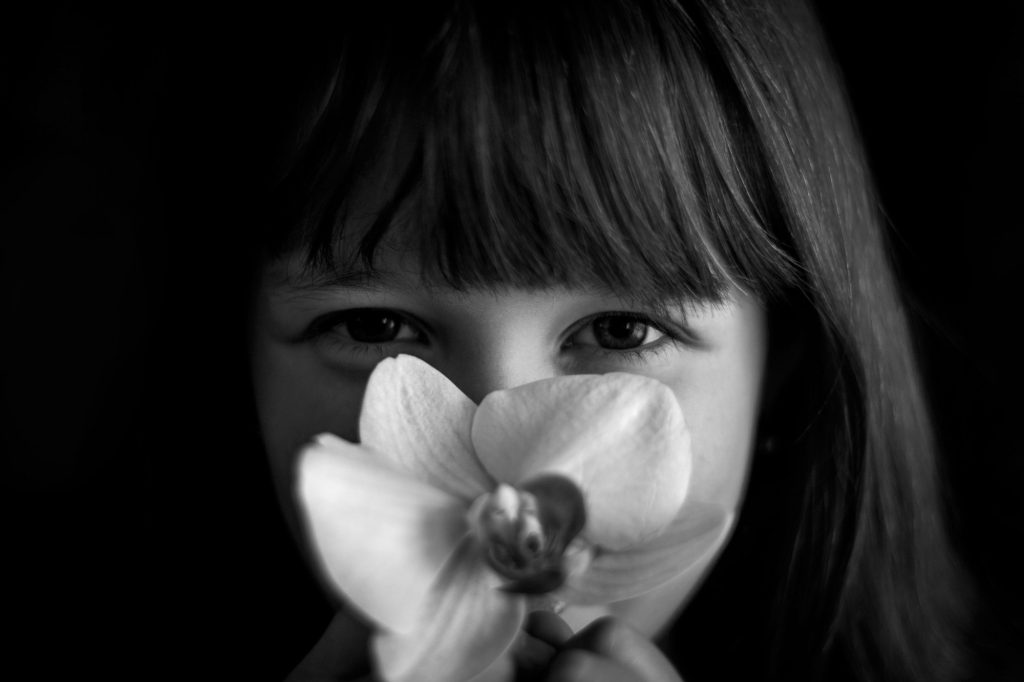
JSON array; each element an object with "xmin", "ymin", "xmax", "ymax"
[
  {"xmin": 300, "ymin": 308, "xmax": 429, "ymax": 343},
  {"xmin": 563, "ymin": 310, "xmax": 695, "ymax": 348}
]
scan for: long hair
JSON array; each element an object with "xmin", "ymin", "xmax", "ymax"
[{"xmin": 264, "ymin": 0, "xmax": 974, "ymax": 679}]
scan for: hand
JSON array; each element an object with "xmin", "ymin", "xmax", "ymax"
[
  {"xmin": 286, "ymin": 609, "xmax": 374, "ymax": 682},
  {"xmin": 515, "ymin": 611, "xmax": 684, "ymax": 682}
]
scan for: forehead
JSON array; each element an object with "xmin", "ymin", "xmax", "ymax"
[
  {"xmin": 267, "ymin": 149, "xmax": 744, "ymax": 306},
  {"xmin": 257, "ymin": 249, "xmax": 750, "ymax": 330},
  {"xmin": 265, "ymin": 0, "xmax": 807, "ymax": 315},
  {"xmin": 262, "ymin": 247, "xmax": 624, "ymax": 299},
  {"xmin": 269, "ymin": 38, "xmax": 739, "ymax": 302}
]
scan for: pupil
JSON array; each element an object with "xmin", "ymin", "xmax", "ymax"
[
  {"xmin": 594, "ymin": 316, "xmax": 646, "ymax": 349},
  {"xmin": 346, "ymin": 310, "xmax": 400, "ymax": 343}
]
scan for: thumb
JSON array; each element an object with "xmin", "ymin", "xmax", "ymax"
[{"xmin": 286, "ymin": 609, "xmax": 373, "ymax": 682}]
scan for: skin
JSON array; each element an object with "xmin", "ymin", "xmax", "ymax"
[{"xmin": 250, "ymin": 248, "xmax": 768, "ymax": 681}]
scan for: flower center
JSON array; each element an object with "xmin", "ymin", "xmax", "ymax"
[{"xmin": 468, "ymin": 474, "xmax": 588, "ymax": 594}]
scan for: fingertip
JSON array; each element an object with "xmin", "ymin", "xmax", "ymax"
[
  {"xmin": 563, "ymin": 616, "xmax": 683, "ymax": 682},
  {"xmin": 513, "ymin": 631, "xmax": 558, "ymax": 677},
  {"xmin": 544, "ymin": 648, "xmax": 598, "ymax": 681},
  {"xmin": 545, "ymin": 647, "xmax": 638, "ymax": 682},
  {"xmin": 524, "ymin": 610, "xmax": 574, "ymax": 646},
  {"xmin": 568, "ymin": 615, "xmax": 634, "ymax": 655}
]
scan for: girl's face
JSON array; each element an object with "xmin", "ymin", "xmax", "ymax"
[{"xmin": 250, "ymin": 248, "xmax": 767, "ymax": 636}]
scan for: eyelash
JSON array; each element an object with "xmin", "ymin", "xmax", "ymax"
[
  {"xmin": 562, "ymin": 311, "xmax": 687, "ymax": 362},
  {"xmin": 301, "ymin": 309, "xmax": 428, "ymax": 358},
  {"xmin": 302, "ymin": 308, "xmax": 691, "ymax": 362}
]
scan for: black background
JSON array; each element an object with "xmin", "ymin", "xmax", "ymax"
[{"xmin": 3, "ymin": 2, "xmax": 1021, "ymax": 679}]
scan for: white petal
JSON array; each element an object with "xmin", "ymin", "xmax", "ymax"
[
  {"xmin": 296, "ymin": 436, "xmax": 469, "ymax": 634},
  {"xmin": 360, "ymin": 355, "xmax": 493, "ymax": 499},
  {"xmin": 472, "ymin": 373, "xmax": 691, "ymax": 550},
  {"xmin": 561, "ymin": 501, "xmax": 733, "ymax": 605},
  {"xmin": 373, "ymin": 539, "xmax": 525, "ymax": 682}
]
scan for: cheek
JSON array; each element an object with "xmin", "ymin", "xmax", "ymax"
[
  {"xmin": 678, "ymin": 376, "xmax": 759, "ymax": 510},
  {"xmin": 664, "ymin": 315, "xmax": 766, "ymax": 511},
  {"xmin": 251, "ymin": 335, "xmax": 368, "ymax": 504}
]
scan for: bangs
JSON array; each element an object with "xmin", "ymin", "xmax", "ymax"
[{"xmin": 269, "ymin": 0, "xmax": 799, "ymax": 303}]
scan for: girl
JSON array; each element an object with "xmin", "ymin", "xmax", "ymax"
[{"xmin": 248, "ymin": 0, "xmax": 976, "ymax": 679}]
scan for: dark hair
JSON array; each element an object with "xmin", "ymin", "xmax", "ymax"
[{"xmin": 265, "ymin": 0, "xmax": 974, "ymax": 679}]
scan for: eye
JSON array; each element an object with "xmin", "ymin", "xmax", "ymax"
[
  {"xmin": 305, "ymin": 308, "xmax": 424, "ymax": 346},
  {"xmin": 342, "ymin": 309, "xmax": 416, "ymax": 343},
  {"xmin": 569, "ymin": 313, "xmax": 667, "ymax": 351}
]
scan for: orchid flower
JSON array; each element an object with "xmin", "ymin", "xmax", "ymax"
[{"xmin": 296, "ymin": 355, "xmax": 732, "ymax": 682}]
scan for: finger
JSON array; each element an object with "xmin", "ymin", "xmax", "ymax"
[
  {"xmin": 514, "ymin": 611, "xmax": 575, "ymax": 680},
  {"xmin": 514, "ymin": 634, "xmax": 558, "ymax": 682},
  {"xmin": 524, "ymin": 610, "xmax": 574, "ymax": 647},
  {"xmin": 286, "ymin": 609, "xmax": 373, "ymax": 682},
  {"xmin": 544, "ymin": 648, "xmax": 639, "ymax": 682},
  {"xmin": 562, "ymin": 617, "xmax": 682, "ymax": 682}
]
